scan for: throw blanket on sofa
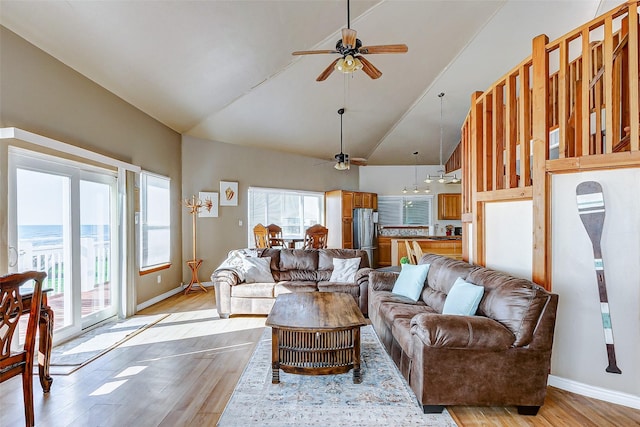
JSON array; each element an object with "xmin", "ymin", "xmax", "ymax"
[{"xmin": 215, "ymin": 248, "xmax": 259, "ymax": 282}]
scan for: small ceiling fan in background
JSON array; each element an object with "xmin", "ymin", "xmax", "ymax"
[
  {"xmin": 292, "ymin": 0, "xmax": 408, "ymax": 81},
  {"xmin": 334, "ymin": 108, "xmax": 367, "ymax": 170}
]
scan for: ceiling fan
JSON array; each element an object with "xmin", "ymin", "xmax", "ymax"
[
  {"xmin": 334, "ymin": 108, "xmax": 367, "ymax": 170},
  {"xmin": 292, "ymin": 0, "xmax": 408, "ymax": 81}
]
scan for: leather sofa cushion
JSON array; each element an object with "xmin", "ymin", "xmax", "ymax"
[
  {"xmin": 467, "ymin": 268, "xmax": 550, "ymax": 347},
  {"xmin": 277, "ymin": 270, "xmax": 319, "ymax": 281},
  {"xmin": 379, "ymin": 299, "xmax": 431, "ymax": 327},
  {"xmin": 274, "ymin": 281, "xmax": 317, "ymax": 296},
  {"xmin": 318, "ymin": 249, "xmax": 369, "ymax": 271},
  {"xmin": 391, "ymin": 317, "xmax": 415, "ymax": 357},
  {"xmin": 231, "ymin": 282, "xmax": 275, "ymax": 298},
  {"xmin": 410, "ymin": 312, "xmax": 515, "ymax": 350},
  {"xmin": 279, "ymin": 249, "xmax": 318, "ymax": 271},
  {"xmin": 259, "ymin": 248, "xmax": 281, "ymax": 271},
  {"xmin": 422, "ymin": 253, "xmax": 479, "ymax": 296}
]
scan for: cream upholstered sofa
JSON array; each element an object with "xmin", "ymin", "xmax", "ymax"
[{"xmin": 211, "ymin": 248, "xmax": 372, "ymax": 318}]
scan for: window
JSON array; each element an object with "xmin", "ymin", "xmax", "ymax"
[
  {"xmin": 139, "ymin": 172, "xmax": 170, "ymax": 270},
  {"xmin": 377, "ymin": 195, "xmax": 433, "ymax": 226},
  {"xmin": 248, "ymin": 187, "xmax": 324, "ymax": 245}
]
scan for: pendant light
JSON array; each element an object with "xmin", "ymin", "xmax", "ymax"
[
  {"xmin": 402, "ymin": 152, "xmax": 431, "ymax": 194},
  {"xmin": 424, "ymin": 92, "xmax": 460, "ymax": 184},
  {"xmin": 334, "ymin": 108, "xmax": 350, "ymax": 170}
]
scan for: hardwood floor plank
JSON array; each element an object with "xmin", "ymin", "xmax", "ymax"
[{"xmin": 1, "ymin": 291, "xmax": 638, "ymax": 426}]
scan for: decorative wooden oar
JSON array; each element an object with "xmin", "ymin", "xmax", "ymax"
[{"xmin": 576, "ymin": 181, "xmax": 621, "ymax": 374}]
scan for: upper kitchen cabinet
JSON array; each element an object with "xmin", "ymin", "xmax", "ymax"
[{"xmin": 438, "ymin": 193, "xmax": 462, "ymax": 220}]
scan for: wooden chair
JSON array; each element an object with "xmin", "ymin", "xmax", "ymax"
[
  {"xmin": 412, "ymin": 241, "xmax": 425, "ymax": 264},
  {"xmin": 253, "ymin": 223, "xmax": 270, "ymax": 248},
  {"xmin": 266, "ymin": 224, "xmax": 286, "ymax": 248},
  {"xmin": 303, "ymin": 224, "xmax": 328, "ymax": 249},
  {"xmin": 1, "ymin": 271, "xmax": 47, "ymax": 427},
  {"xmin": 404, "ymin": 240, "xmax": 417, "ymax": 264}
]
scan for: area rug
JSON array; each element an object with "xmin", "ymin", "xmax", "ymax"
[
  {"xmin": 218, "ymin": 325, "xmax": 458, "ymax": 427},
  {"xmin": 47, "ymin": 313, "xmax": 169, "ymax": 375}
]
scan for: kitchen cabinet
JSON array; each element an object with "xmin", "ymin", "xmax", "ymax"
[
  {"xmin": 438, "ymin": 193, "xmax": 462, "ymax": 220},
  {"xmin": 353, "ymin": 192, "xmax": 363, "ymax": 208},
  {"xmin": 325, "ymin": 190, "xmax": 377, "ymax": 249},
  {"xmin": 377, "ymin": 236, "xmax": 391, "ymax": 267}
]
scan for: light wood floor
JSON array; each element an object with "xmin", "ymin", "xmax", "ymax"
[{"xmin": 1, "ymin": 291, "xmax": 638, "ymax": 426}]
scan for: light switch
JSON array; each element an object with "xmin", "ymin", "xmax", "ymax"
[{"xmin": 239, "ymin": 220, "xmax": 243, "ymax": 227}]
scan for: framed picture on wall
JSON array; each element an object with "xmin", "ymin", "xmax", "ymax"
[
  {"xmin": 198, "ymin": 192, "xmax": 218, "ymax": 217},
  {"xmin": 220, "ymin": 181, "xmax": 238, "ymax": 206}
]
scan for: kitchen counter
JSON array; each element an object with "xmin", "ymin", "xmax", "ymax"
[{"xmin": 390, "ymin": 237, "xmax": 462, "ymax": 265}]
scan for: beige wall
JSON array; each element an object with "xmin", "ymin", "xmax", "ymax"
[
  {"xmin": 181, "ymin": 134, "xmax": 359, "ymax": 281},
  {"xmin": 0, "ymin": 26, "xmax": 183, "ymax": 305}
]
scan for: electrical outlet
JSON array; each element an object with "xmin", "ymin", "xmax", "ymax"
[
  {"xmin": 239, "ymin": 220, "xmax": 243, "ymax": 226},
  {"xmin": 157, "ymin": 275, "xmax": 161, "ymax": 284}
]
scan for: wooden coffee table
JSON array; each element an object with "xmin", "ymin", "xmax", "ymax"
[{"xmin": 265, "ymin": 292, "xmax": 367, "ymax": 384}]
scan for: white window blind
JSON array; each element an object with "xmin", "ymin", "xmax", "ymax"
[
  {"xmin": 248, "ymin": 187, "xmax": 324, "ymax": 246},
  {"xmin": 139, "ymin": 172, "xmax": 171, "ymax": 270},
  {"xmin": 378, "ymin": 195, "xmax": 433, "ymax": 226}
]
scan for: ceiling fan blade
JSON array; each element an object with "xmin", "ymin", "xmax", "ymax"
[
  {"xmin": 341, "ymin": 28, "xmax": 357, "ymax": 48},
  {"xmin": 358, "ymin": 56, "xmax": 382, "ymax": 79},
  {"xmin": 350, "ymin": 157, "xmax": 368, "ymax": 166},
  {"xmin": 359, "ymin": 44, "xmax": 408, "ymax": 54},
  {"xmin": 292, "ymin": 49, "xmax": 337, "ymax": 55},
  {"xmin": 316, "ymin": 58, "xmax": 340, "ymax": 81}
]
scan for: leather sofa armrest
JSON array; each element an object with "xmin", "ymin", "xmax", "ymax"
[
  {"xmin": 410, "ymin": 312, "xmax": 515, "ymax": 350},
  {"xmin": 369, "ymin": 270, "xmax": 398, "ymax": 292},
  {"xmin": 211, "ymin": 269, "xmax": 241, "ymax": 319},
  {"xmin": 355, "ymin": 267, "xmax": 373, "ymax": 316}
]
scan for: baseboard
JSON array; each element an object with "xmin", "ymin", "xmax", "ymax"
[
  {"xmin": 548, "ymin": 375, "xmax": 640, "ymax": 409},
  {"xmin": 136, "ymin": 281, "xmax": 215, "ymax": 311}
]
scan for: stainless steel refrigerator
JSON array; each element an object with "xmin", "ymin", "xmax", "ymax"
[{"xmin": 353, "ymin": 208, "xmax": 376, "ymax": 265}]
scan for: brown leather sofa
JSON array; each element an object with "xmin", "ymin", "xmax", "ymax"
[
  {"xmin": 212, "ymin": 248, "xmax": 372, "ymax": 318},
  {"xmin": 368, "ymin": 253, "xmax": 558, "ymax": 415}
]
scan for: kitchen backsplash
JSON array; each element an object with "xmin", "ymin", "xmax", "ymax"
[{"xmin": 378, "ymin": 226, "xmax": 429, "ymax": 237}]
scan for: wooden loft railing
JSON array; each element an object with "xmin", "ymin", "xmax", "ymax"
[{"xmin": 461, "ymin": 1, "xmax": 639, "ymax": 287}]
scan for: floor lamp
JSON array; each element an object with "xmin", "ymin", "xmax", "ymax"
[{"xmin": 183, "ymin": 195, "xmax": 208, "ymax": 294}]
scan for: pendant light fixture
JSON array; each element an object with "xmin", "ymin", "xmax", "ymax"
[
  {"xmin": 402, "ymin": 152, "xmax": 431, "ymax": 194},
  {"xmin": 424, "ymin": 92, "xmax": 460, "ymax": 184},
  {"xmin": 334, "ymin": 108, "xmax": 350, "ymax": 170}
]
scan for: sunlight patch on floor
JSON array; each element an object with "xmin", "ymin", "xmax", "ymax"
[{"xmin": 89, "ymin": 380, "xmax": 128, "ymax": 396}]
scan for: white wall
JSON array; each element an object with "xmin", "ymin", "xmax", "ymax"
[
  {"xmin": 485, "ymin": 200, "xmax": 533, "ymax": 280},
  {"xmin": 551, "ymin": 169, "xmax": 640, "ymax": 400},
  {"xmin": 359, "ymin": 165, "xmax": 462, "ymax": 234}
]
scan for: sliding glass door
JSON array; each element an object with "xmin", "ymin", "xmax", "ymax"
[{"xmin": 9, "ymin": 148, "xmax": 119, "ymax": 341}]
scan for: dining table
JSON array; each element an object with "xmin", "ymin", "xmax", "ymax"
[{"xmin": 284, "ymin": 238, "xmax": 305, "ymax": 249}]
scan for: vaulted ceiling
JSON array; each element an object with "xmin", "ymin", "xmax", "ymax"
[{"xmin": 0, "ymin": 0, "xmax": 621, "ymax": 166}]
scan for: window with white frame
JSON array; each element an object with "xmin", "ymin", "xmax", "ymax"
[
  {"xmin": 139, "ymin": 172, "xmax": 171, "ymax": 270},
  {"xmin": 247, "ymin": 187, "xmax": 324, "ymax": 246},
  {"xmin": 377, "ymin": 195, "xmax": 433, "ymax": 226}
]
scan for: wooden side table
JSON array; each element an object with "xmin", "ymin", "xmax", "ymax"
[{"xmin": 184, "ymin": 259, "xmax": 207, "ymax": 294}]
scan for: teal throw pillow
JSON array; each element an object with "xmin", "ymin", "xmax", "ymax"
[
  {"xmin": 442, "ymin": 277, "xmax": 484, "ymax": 316},
  {"xmin": 391, "ymin": 263, "xmax": 430, "ymax": 301}
]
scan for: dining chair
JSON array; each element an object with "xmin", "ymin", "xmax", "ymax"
[
  {"xmin": 404, "ymin": 240, "xmax": 417, "ymax": 264},
  {"xmin": 1, "ymin": 271, "xmax": 47, "ymax": 427},
  {"xmin": 303, "ymin": 224, "xmax": 328, "ymax": 249},
  {"xmin": 266, "ymin": 224, "xmax": 286, "ymax": 248},
  {"xmin": 253, "ymin": 223, "xmax": 270, "ymax": 248},
  {"xmin": 412, "ymin": 241, "xmax": 425, "ymax": 264}
]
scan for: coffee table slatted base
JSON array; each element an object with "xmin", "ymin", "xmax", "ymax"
[{"xmin": 271, "ymin": 327, "xmax": 362, "ymax": 384}]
